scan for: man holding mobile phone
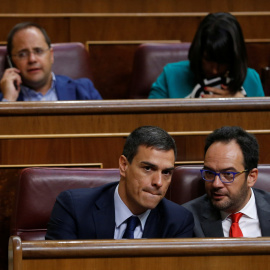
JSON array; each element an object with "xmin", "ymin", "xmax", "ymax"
[{"xmin": 0, "ymin": 22, "xmax": 102, "ymax": 101}]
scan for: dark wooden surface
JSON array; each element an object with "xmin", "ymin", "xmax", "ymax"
[
  {"xmin": 9, "ymin": 236, "xmax": 270, "ymax": 270},
  {"xmin": 0, "ymin": 13, "xmax": 269, "ymax": 44},
  {"xmin": 0, "ymin": 0, "xmax": 269, "ymax": 13}
]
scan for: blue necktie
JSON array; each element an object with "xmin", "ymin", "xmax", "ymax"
[{"xmin": 122, "ymin": 216, "xmax": 140, "ymax": 239}]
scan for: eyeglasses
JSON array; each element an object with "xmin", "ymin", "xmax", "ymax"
[
  {"xmin": 200, "ymin": 169, "xmax": 248, "ymax": 184},
  {"xmin": 12, "ymin": 47, "xmax": 50, "ymax": 60}
]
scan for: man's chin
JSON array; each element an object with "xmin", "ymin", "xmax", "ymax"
[
  {"xmin": 23, "ymin": 78, "xmax": 46, "ymax": 91},
  {"xmin": 210, "ymin": 198, "xmax": 230, "ymax": 211}
]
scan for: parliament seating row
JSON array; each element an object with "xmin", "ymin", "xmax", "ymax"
[
  {"xmin": 0, "ymin": 41, "xmax": 270, "ymax": 99},
  {"xmin": 10, "ymin": 164, "xmax": 270, "ymax": 241}
]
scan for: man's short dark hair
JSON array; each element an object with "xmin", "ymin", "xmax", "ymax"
[
  {"xmin": 188, "ymin": 12, "xmax": 247, "ymax": 94},
  {"xmin": 7, "ymin": 22, "xmax": 51, "ymax": 57},
  {"xmin": 204, "ymin": 126, "xmax": 259, "ymax": 170},
  {"xmin": 122, "ymin": 126, "xmax": 177, "ymax": 163}
]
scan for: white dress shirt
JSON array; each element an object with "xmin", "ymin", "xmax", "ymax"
[
  {"xmin": 221, "ymin": 188, "xmax": 262, "ymax": 237},
  {"xmin": 114, "ymin": 184, "xmax": 151, "ymax": 239}
]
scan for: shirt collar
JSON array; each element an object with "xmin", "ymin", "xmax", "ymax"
[{"xmin": 114, "ymin": 184, "xmax": 151, "ymax": 230}]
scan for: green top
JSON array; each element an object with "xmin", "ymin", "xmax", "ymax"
[{"xmin": 149, "ymin": 61, "xmax": 265, "ymax": 98}]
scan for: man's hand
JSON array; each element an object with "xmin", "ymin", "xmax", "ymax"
[
  {"xmin": 202, "ymin": 84, "xmax": 245, "ymax": 98},
  {"xmin": 0, "ymin": 68, "xmax": 22, "ymax": 101}
]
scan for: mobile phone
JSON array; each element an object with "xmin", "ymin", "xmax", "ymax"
[
  {"xmin": 7, "ymin": 55, "xmax": 13, "ymax": 68},
  {"xmin": 6, "ymin": 55, "xmax": 18, "ymax": 90}
]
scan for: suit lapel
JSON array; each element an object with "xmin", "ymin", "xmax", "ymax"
[
  {"xmin": 92, "ymin": 186, "xmax": 116, "ymax": 239},
  {"xmin": 142, "ymin": 208, "xmax": 161, "ymax": 238},
  {"xmin": 201, "ymin": 219, "xmax": 224, "ymax": 237},
  {"xmin": 200, "ymin": 199, "xmax": 224, "ymax": 237},
  {"xmin": 55, "ymin": 76, "xmax": 77, "ymax": 100},
  {"xmin": 254, "ymin": 189, "xmax": 270, "ymax": 236}
]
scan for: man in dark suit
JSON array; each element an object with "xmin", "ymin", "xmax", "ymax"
[
  {"xmin": 45, "ymin": 126, "xmax": 194, "ymax": 240},
  {"xmin": 183, "ymin": 126, "xmax": 270, "ymax": 237},
  {"xmin": 0, "ymin": 22, "xmax": 102, "ymax": 101}
]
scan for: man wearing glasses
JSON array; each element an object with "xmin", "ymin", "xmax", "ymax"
[
  {"xmin": 0, "ymin": 22, "xmax": 102, "ymax": 101},
  {"xmin": 183, "ymin": 126, "xmax": 270, "ymax": 237}
]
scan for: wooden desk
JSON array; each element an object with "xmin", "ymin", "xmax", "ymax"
[
  {"xmin": 9, "ymin": 236, "xmax": 270, "ymax": 270},
  {"xmin": 0, "ymin": 98, "xmax": 270, "ymax": 167},
  {"xmin": 1, "ymin": 97, "xmax": 270, "ymax": 270}
]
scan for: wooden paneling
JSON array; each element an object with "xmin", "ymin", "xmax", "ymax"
[
  {"xmin": 9, "ymin": 236, "xmax": 270, "ymax": 270},
  {"xmin": 0, "ymin": 0, "xmax": 270, "ymax": 13},
  {"xmin": 0, "ymin": 17, "xmax": 69, "ymax": 43},
  {"xmin": 0, "ymin": 13, "xmax": 269, "ymax": 44},
  {"xmin": 88, "ymin": 42, "xmax": 143, "ymax": 99}
]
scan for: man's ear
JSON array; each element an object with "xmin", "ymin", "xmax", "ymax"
[
  {"xmin": 247, "ymin": 168, "xmax": 258, "ymax": 187},
  {"xmin": 119, "ymin": 155, "xmax": 128, "ymax": 177}
]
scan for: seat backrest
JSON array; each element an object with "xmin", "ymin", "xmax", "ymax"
[
  {"xmin": 52, "ymin": 42, "xmax": 93, "ymax": 80},
  {"xmin": 128, "ymin": 43, "xmax": 190, "ymax": 98},
  {"xmin": 167, "ymin": 164, "xmax": 270, "ymax": 205},
  {"xmin": 10, "ymin": 167, "xmax": 120, "ymax": 241},
  {"xmin": 0, "ymin": 42, "xmax": 93, "ymax": 84}
]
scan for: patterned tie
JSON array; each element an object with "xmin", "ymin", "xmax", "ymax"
[
  {"xmin": 229, "ymin": 213, "xmax": 243, "ymax": 237},
  {"xmin": 122, "ymin": 216, "xmax": 140, "ymax": 239}
]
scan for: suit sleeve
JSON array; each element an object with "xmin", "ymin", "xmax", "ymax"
[
  {"xmin": 160, "ymin": 199, "xmax": 195, "ymax": 238},
  {"xmin": 45, "ymin": 190, "xmax": 78, "ymax": 240},
  {"xmin": 174, "ymin": 210, "xmax": 194, "ymax": 238}
]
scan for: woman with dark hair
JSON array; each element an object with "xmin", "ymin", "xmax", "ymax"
[{"xmin": 148, "ymin": 12, "xmax": 264, "ymax": 98}]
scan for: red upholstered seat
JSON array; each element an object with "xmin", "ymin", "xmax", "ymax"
[
  {"xmin": 52, "ymin": 43, "xmax": 93, "ymax": 80},
  {"xmin": 128, "ymin": 43, "xmax": 190, "ymax": 99},
  {"xmin": 10, "ymin": 167, "xmax": 120, "ymax": 241}
]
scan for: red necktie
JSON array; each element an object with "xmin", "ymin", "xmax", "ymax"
[{"xmin": 229, "ymin": 213, "xmax": 243, "ymax": 237}]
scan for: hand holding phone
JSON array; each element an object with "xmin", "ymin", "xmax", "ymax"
[
  {"xmin": 6, "ymin": 55, "xmax": 19, "ymax": 90},
  {"xmin": 0, "ymin": 56, "xmax": 22, "ymax": 100},
  {"xmin": 7, "ymin": 55, "xmax": 13, "ymax": 68}
]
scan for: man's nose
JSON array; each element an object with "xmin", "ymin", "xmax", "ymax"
[
  {"xmin": 28, "ymin": 51, "xmax": 37, "ymax": 61},
  {"xmin": 212, "ymin": 174, "xmax": 224, "ymax": 187},
  {"xmin": 152, "ymin": 172, "xmax": 163, "ymax": 187}
]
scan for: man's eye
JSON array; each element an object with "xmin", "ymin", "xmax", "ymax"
[
  {"xmin": 18, "ymin": 51, "xmax": 27, "ymax": 58},
  {"xmin": 163, "ymin": 170, "xmax": 172, "ymax": 176},
  {"xmin": 221, "ymin": 172, "xmax": 234, "ymax": 179},
  {"xmin": 34, "ymin": 48, "xmax": 43, "ymax": 54},
  {"xmin": 205, "ymin": 171, "xmax": 214, "ymax": 177},
  {"xmin": 144, "ymin": 166, "xmax": 151, "ymax": 171}
]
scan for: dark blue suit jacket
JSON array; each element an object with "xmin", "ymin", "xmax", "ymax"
[
  {"xmin": 45, "ymin": 182, "xmax": 194, "ymax": 240},
  {"xmin": 0, "ymin": 75, "xmax": 102, "ymax": 101}
]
